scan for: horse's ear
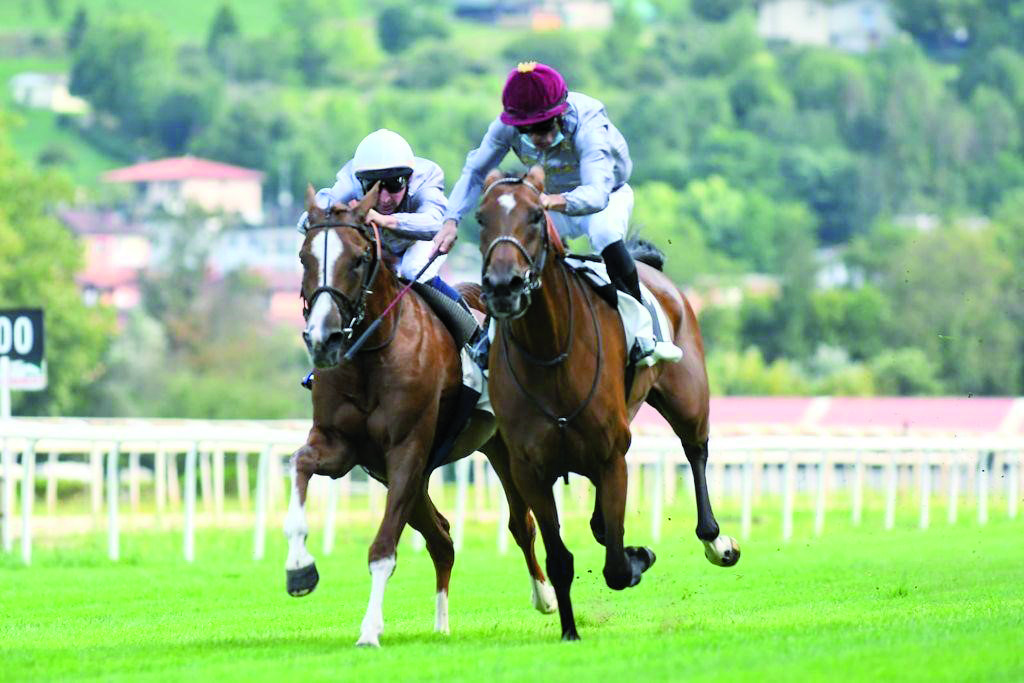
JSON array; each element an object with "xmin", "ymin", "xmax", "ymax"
[
  {"xmin": 305, "ymin": 183, "xmax": 317, "ymax": 211},
  {"xmin": 526, "ymin": 164, "xmax": 546, "ymax": 192},
  {"xmin": 484, "ymin": 168, "xmax": 504, "ymax": 188},
  {"xmin": 353, "ymin": 183, "xmax": 379, "ymax": 221}
]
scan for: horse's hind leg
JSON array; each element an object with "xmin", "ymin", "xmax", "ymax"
[
  {"xmin": 646, "ymin": 357, "xmax": 740, "ymax": 568},
  {"xmin": 482, "ymin": 438, "xmax": 557, "ymax": 614},
  {"xmin": 285, "ymin": 430, "xmax": 356, "ymax": 597},
  {"xmin": 407, "ymin": 489, "xmax": 455, "ymax": 634},
  {"xmin": 596, "ymin": 457, "xmax": 656, "ymax": 590},
  {"xmin": 683, "ymin": 441, "xmax": 740, "ymax": 567}
]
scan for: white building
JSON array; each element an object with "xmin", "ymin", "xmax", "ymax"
[
  {"xmin": 103, "ymin": 156, "xmax": 265, "ymax": 224},
  {"xmin": 757, "ymin": 0, "xmax": 898, "ymax": 53},
  {"xmin": 8, "ymin": 72, "xmax": 89, "ymax": 114}
]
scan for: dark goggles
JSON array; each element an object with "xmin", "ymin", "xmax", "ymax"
[
  {"xmin": 515, "ymin": 117, "xmax": 559, "ymax": 136},
  {"xmin": 359, "ymin": 174, "xmax": 409, "ymax": 194}
]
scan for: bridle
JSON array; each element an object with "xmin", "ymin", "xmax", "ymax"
[
  {"xmin": 302, "ymin": 219, "xmax": 383, "ymax": 342},
  {"xmin": 480, "ymin": 177, "xmax": 549, "ymax": 316},
  {"xmin": 479, "ymin": 178, "xmax": 603, "ymax": 431}
]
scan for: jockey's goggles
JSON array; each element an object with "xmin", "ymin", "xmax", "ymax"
[
  {"xmin": 359, "ymin": 173, "xmax": 410, "ymax": 194},
  {"xmin": 515, "ymin": 117, "xmax": 559, "ymax": 136}
]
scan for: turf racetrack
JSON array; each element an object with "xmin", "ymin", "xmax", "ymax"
[{"xmin": 2, "ymin": 500, "xmax": 1022, "ymax": 682}]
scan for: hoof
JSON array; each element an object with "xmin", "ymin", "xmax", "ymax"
[
  {"xmin": 703, "ymin": 536, "xmax": 741, "ymax": 568},
  {"xmin": 355, "ymin": 636, "xmax": 380, "ymax": 648},
  {"xmin": 626, "ymin": 546, "xmax": 657, "ymax": 581},
  {"xmin": 286, "ymin": 563, "xmax": 320, "ymax": 597},
  {"xmin": 562, "ymin": 629, "xmax": 580, "ymax": 642}
]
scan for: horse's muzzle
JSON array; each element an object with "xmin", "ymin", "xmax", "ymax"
[
  {"xmin": 482, "ymin": 271, "xmax": 529, "ymax": 319},
  {"xmin": 304, "ymin": 330, "xmax": 345, "ymax": 368}
]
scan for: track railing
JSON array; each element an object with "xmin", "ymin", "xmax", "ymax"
[{"xmin": 1, "ymin": 419, "xmax": 1021, "ymax": 564}]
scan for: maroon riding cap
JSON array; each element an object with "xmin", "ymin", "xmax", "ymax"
[{"xmin": 500, "ymin": 62, "xmax": 569, "ymax": 126}]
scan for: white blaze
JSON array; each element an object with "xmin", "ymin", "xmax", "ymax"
[
  {"xmin": 497, "ymin": 194, "xmax": 517, "ymax": 215},
  {"xmin": 305, "ymin": 230, "xmax": 344, "ymax": 345}
]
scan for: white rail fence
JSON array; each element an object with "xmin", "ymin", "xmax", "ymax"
[{"xmin": 1, "ymin": 420, "xmax": 1021, "ymax": 565}]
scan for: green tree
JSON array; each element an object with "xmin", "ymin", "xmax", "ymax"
[
  {"xmin": 0, "ymin": 116, "xmax": 113, "ymax": 415},
  {"xmin": 206, "ymin": 3, "xmax": 239, "ymax": 56},
  {"xmin": 69, "ymin": 14, "xmax": 172, "ymax": 136},
  {"xmin": 501, "ymin": 31, "xmax": 591, "ymax": 88},
  {"xmin": 376, "ymin": 3, "xmax": 448, "ymax": 54},
  {"xmin": 869, "ymin": 347, "xmax": 945, "ymax": 395},
  {"xmin": 65, "ymin": 5, "xmax": 88, "ymax": 51},
  {"xmin": 865, "ymin": 219, "xmax": 1021, "ymax": 394}
]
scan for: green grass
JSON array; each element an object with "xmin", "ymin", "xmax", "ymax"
[{"xmin": 1, "ymin": 499, "xmax": 1022, "ymax": 682}]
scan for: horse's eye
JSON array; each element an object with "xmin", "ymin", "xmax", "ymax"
[
  {"xmin": 475, "ymin": 211, "xmax": 484, "ymax": 225},
  {"xmin": 529, "ymin": 207, "xmax": 545, "ymax": 224}
]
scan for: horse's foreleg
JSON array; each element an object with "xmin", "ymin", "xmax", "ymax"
[
  {"xmin": 482, "ymin": 438, "xmax": 556, "ymax": 614},
  {"xmin": 512, "ymin": 465, "xmax": 578, "ymax": 641},
  {"xmin": 684, "ymin": 441, "xmax": 740, "ymax": 567},
  {"xmin": 407, "ymin": 491, "xmax": 454, "ymax": 634},
  {"xmin": 285, "ymin": 430, "xmax": 356, "ymax": 597},
  {"xmin": 597, "ymin": 457, "xmax": 656, "ymax": 591},
  {"xmin": 357, "ymin": 455, "xmax": 424, "ymax": 647}
]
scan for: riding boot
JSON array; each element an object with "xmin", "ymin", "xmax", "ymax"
[
  {"xmin": 601, "ymin": 240, "xmax": 642, "ymax": 302},
  {"xmin": 301, "ymin": 370, "xmax": 314, "ymax": 390},
  {"xmin": 601, "ymin": 241, "xmax": 681, "ymax": 366}
]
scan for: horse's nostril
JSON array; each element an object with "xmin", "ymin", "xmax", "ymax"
[{"xmin": 508, "ymin": 274, "xmax": 525, "ymax": 291}]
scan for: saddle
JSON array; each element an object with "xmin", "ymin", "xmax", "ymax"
[
  {"xmin": 407, "ymin": 282, "xmax": 491, "ymax": 474},
  {"xmin": 410, "ymin": 281, "xmax": 481, "ymax": 349}
]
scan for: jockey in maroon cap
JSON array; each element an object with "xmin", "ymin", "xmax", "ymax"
[{"xmin": 439, "ymin": 61, "xmax": 682, "ymax": 366}]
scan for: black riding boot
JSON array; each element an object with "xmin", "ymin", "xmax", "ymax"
[
  {"xmin": 601, "ymin": 240, "xmax": 642, "ymax": 302},
  {"xmin": 602, "ymin": 240, "xmax": 661, "ymax": 364}
]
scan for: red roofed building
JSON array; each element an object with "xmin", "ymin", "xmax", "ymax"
[{"xmin": 103, "ymin": 156, "xmax": 264, "ymax": 224}]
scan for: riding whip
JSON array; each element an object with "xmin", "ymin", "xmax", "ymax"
[{"xmin": 343, "ymin": 248, "xmax": 443, "ymax": 361}]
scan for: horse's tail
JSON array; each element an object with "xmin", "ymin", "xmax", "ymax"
[{"xmin": 627, "ymin": 238, "xmax": 665, "ymax": 272}]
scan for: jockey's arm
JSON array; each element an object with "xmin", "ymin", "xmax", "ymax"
[
  {"xmin": 444, "ymin": 118, "xmax": 515, "ymax": 228},
  {"xmin": 561, "ymin": 125, "xmax": 616, "ymax": 216},
  {"xmin": 380, "ymin": 183, "xmax": 447, "ymax": 237}
]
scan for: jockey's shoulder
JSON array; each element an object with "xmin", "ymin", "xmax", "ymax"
[{"xmin": 409, "ymin": 157, "xmax": 445, "ymax": 190}]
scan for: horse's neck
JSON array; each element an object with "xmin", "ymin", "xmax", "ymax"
[{"xmin": 505, "ymin": 256, "xmax": 574, "ymax": 357}]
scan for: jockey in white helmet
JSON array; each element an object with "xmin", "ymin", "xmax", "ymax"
[{"xmin": 298, "ymin": 129, "xmax": 460, "ymax": 301}]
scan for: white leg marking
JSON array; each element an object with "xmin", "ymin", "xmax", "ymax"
[
  {"xmin": 530, "ymin": 577, "xmax": 558, "ymax": 614},
  {"xmin": 305, "ymin": 230, "xmax": 344, "ymax": 345},
  {"xmin": 434, "ymin": 590, "xmax": 450, "ymax": 634},
  {"xmin": 702, "ymin": 534, "xmax": 740, "ymax": 567},
  {"xmin": 284, "ymin": 464, "xmax": 314, "ymax": 572},
  {"xmin": 357, "ymin": 554, "xmax": 396, "ymax": 647},
  {"xmin": 497, "ymin": 194, "xmax": 517, "ymax": 215}
]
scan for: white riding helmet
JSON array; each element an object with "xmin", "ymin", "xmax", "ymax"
[{"xmin": 352, "ymin": 129, "xmax": 415, "ymax": 180}]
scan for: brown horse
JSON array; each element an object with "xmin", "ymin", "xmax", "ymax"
[
  {"xmin": 477, "ymin": 167, "xmax": 740, "ymax": 641},
  {"xmin": 284, "ymin": 186, "xmax": 556, "ymax": 648}
]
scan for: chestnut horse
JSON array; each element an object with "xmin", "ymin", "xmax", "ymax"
[
  {"xmin": 477, "ymin": 167, "xmax": 740, "ymax": 641},
  {"xmin": 285, "ymin": 186, "xmax": 556, "ymax": 648}
]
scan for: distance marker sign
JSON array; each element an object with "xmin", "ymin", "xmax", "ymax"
[{"xmin": 0, "ymin": 308, "xmax": 46, "ymax": 391}]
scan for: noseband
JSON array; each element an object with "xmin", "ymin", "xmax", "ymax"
[
  {"xmin": 480, "ymin": 178, "xmax": 551, "ymax": 313},
  {"xmin": 302, "ymin": 219, "xmax": 382, "ymax": 340}
]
